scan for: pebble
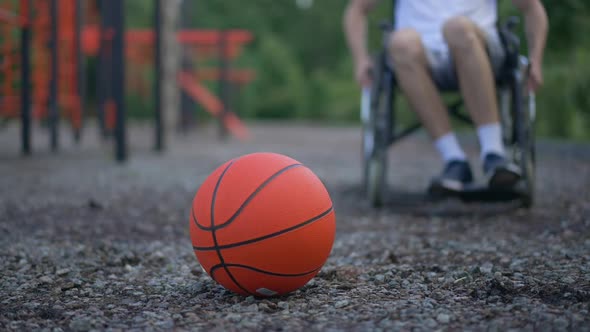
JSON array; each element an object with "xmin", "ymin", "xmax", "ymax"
[
  {"xmin": 245, "ymin": 304, "xmax": 259, "ymax": 312},
  {"xmin": 258, "ymin": 303, "xmax": 271, "ymax": 312},
  {"xmin": 155, "ymin": 319, "xmax": 174, "ymax": 329},
  {"xmin": 554, "ymin": 317, "xmax": 569, "ymax": 329},
  {"xmin": 424, "ymin": 318, "xmax": 438, "ymax": 328},
  {"xmin": 480, "ymin": 263, "xmax": 494, "ymax": 274},
  {"xmin": 56, "ymin": 268, "xmax": 70, "ymax": 276},
  {"xmin": 335, "ymin": 300, "xmax": 350, "ymax": 309},
  {"xmin": 226, "ymin": 313, "xmax": 242, "ymax": 323},
  {"xmin": 39, "ymin": 276, "xmax": 53, "ymax": 284},
  {"xmin": 437, "ymin": 313, "xmax": 451, "ymax": 324},
  {"xmin": 562, "ymin": 277, "xmax": 575, "ymax": 284},
  {"xmin": 69, "ymin": 318, "xmax": 92, "ymax": 331},
  {"xmin": 61, "ymin": 282, "xmax": 76, "ymax": 291}
]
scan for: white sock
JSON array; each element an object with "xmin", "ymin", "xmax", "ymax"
[
  {"xmin": 477, "ymin": 123, "xmax": 504, "ymax": 160},
  {"xmin": 434, "ymin": 132, "xmax": 466, "ymax": 163}
]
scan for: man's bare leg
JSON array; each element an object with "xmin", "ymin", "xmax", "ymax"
[
  {"xmin": 389, "ymin": 29, "xmax": 452, "ymax": 141},
  {"xmin": 443, "ymin": 17, "xmax": 503, "ymax": 157},
  {"xmin": 443, "ymin": 17, "xmax": 520, "ymax": 187},
  {"xmin": 389, "ymin": 29, "xmax": 472, "ymax": 192}
]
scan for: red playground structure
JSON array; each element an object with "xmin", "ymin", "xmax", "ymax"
[{"xmin": 0, "ymin": 0, "xmax": 255, "ymax": 161}]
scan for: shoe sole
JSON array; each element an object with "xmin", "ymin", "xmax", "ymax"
[
  {"xmin": 488, "ymin": 165, "xmax": 521, "ymax": 190},
  {"xmin": 428, "ymin": 179, "xmax": 467, "ymax": 198}
]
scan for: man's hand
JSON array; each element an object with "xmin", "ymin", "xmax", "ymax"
[
  {"xmin": 528, "ymin": 60, "xmax": 543, "ymax": 92},
  {"xmin": 355, "ymin": 56, "xmax": 374, "ymax": 87},
  {"xmin": 344, "ymin": 0, "xmax": 379, "ymax": 87},
  {"xmin": 511, "ymin": 0, "xmax": 548, "ymax": 93}
]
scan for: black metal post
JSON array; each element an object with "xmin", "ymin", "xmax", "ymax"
[
  {"xmin": 20, "ymin": 0, "xmax": 32, "ymax": 155},
  {"xmin": 49, "ymin": 0, "xmax": 59, "ymax": 151},
  {"xmin": 74, "ymin": 0, "xmax": 84, "ymax": 142},
  {"xmin": 154, "ymin": 0, "xmax": 163, "ymax": 151},
  {"xmin": 111, "ymin": 0, "xmax": 126, "ymax": 162},
  {"xmin": 179, "ymin": 0, "xmax": 197, "ymax": 133},
  {"xmin": 218, "ymin": 30, "xmax": 229, "ymax": 140},
  {"xmin": 179, "ymin": 57, "xmax": 196, "ymax": 132}
]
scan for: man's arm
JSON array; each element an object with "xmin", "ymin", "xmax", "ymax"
[
  {"xmin": 343, "ymin": 0, "xmax": 379, "ymax": 86},
  {"xmin": 512, "ymin": 0, "xmax": 548, "ymax": 91}
]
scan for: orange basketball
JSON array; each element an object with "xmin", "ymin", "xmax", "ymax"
[{"xmin": 189, "ymin": 152, "xmax": 336, "ymax": 297}]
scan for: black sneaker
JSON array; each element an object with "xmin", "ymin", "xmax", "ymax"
[
  {"xmin": 483, "ymin": 153, "xmax": 521, "ymax": 190},
  {"xmin": 428, "ymin": 160, "xmax": 474, "ymax": 196}
]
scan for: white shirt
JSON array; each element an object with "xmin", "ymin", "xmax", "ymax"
[{"xmin": 394, "ymin": 0, "xmax": 498, "ymax": 53}]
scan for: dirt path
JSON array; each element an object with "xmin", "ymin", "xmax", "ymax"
[{"xmin": 1, "ymin": 123, "xmax": 589, "ymax": 331}]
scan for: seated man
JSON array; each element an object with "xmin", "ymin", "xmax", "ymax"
[{"xmin": 344, "ymin": 0, "xmax": 547, "ymax": 193}]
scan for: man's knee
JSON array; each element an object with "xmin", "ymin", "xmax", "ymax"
[
  {"xmin": 389, "ymin": 29, "xmax": 424, "ymax": 68},
  {"xmin": 443, "ymin": 16, "xmax": 481, "ymax": 51}
]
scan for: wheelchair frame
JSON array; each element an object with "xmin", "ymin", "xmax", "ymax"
[{"xmin": 361, "ymin": 15, "xmax": 536, "ymax": 208}]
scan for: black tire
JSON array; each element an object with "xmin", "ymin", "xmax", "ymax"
[
  {"xmin": 361, "ymin": 52, "xmax": 391, "ymax": 207},
  {"xmin": 511, "ymin": 65, "xmax": 536, "ymax": 208}
]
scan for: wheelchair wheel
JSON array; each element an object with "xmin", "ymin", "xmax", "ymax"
[
  {"xmin": 361, "ymin": 52, "xmax": 392, "ymax": 207},
  {"xmin": 511, "ymin": 60, "xmax": 536, "ymax": 208}
]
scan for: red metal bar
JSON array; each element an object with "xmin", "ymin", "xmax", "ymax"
[
  {"xmin": 177, "ymin": 71, "xmax": 250, "ymax": 140},
  {"xmin": 193, "ymin": 69, "xmax": 256, "ymax": 83},
  {"xmin": 32, "ymin": 0, "xmax": 50, "ymax": 120},
  {"xmin": 126, "ymin": 29, "xmax": 253, "ymax": 45}
]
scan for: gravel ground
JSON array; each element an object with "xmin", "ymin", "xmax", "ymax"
[{"xmin": 1, "ymin": 122, "xmax": 589, "ymax": 331}]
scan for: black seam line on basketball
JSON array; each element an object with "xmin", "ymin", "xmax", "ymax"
[
  {"xmin": 193, "ymin": 206, "xmax": 334, "ymax": 251},
  {"xmin": 209, "ymin": 263, "xmax": 321, "ymax": 278},
  {"xmin": 191, "ymin": 205, "xmax": 212, "ymax": 232},
  {"xmin": 194, "ymin": 163, "xmax": 303, "ymax": 231},
  {"xmin": 210, "ymin": 160, "xmax": 254, "ymax": 296}
]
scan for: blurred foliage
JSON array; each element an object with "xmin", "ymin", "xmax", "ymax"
[{"xmin": 123, "ymin": 0, "xmax": 589, "ymax": 140}]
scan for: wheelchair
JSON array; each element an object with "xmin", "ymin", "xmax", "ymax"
[{"xmin": 361, "ymin": 16, "xmax": 536, "ymax": 208}]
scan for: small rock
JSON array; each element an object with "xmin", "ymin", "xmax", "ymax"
[
  {"xmin": 226, "ymin": 313, "xmax": 241, "ymax": 323},
  {"xmin": 87, "ymin": 199, "xmax": 103, "ymax": 210},
  {"xmin": 69, "ymin": 318, "xmax": 92, "ymax": 331},
  {"xmin": 184, "ymin": 312, "xmax": 198, "ymax": 321},
  {"xmin": 258, "ymin": 303, "xmax": 271, "ymax": 312},
  {"xmin": 509, "ymin": 259, "xmax": 527, "ymax": 271},
  {"xmin": 245, "ymin": 304, "xmax": 258, "ymax": 312},
  {"xmin": 56, "ymin": 268, "xmax": 70, "ymax": 276},
  {"xmin": 554, "ymin": 317, "xmax": 569, "ymax": 329},
  {"xmin": 40, "ymin": 276, "xmax": 53, "ymax": 284},
  {"xmin": 264, "ymin": 301, "xmax": 278, "ymax": 310},
  {"xmin": 481, "ymin": 263, "xmax": 494, "ymax": 274},
  {"xmin": 562, "ymin": 276, "xmax": 575, "ymax": 284},
  {"xmin": 334, "ymin": 300, "xmax": 349, "ymax": 308},
  {"xmin": 422, "ymin": 300, "xmax": 434, "ymax": 309},
  {"xmin": 277, "ymin": 301, "xmax": 289, "ymax": 310},
  {"xmin": 424, "ymin": 318, "xmax": 438, "ymax": 328},
  {"xmin": 381, "ymin": 250, "xmax": 399, "ymax": 264},
  {"xmin": 155, "ymin": 320, "xmax": 174, "ymax": 329},
  {"xmin": 375, "ymin": 274, "xmax": 386, "ymax": 283},
  {"xmin": 61, "ymin": 282, "xmax": 76, "ymax": 291},
  {"xmin": 151, "ymin": 251, "xmax": 165, "ymax": 260},
  {"xmin": 437, "ymin": 313, "xmax": 451, "ymax": 324}
]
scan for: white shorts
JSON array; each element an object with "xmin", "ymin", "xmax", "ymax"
[{"xmin": 425, "ymin": 28, "xmax": 506, "ymax": 90}]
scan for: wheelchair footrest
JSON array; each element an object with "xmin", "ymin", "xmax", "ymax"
[{"xmin": 429, "ymin": 182, "xmax": 530, "ymax": 203}]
